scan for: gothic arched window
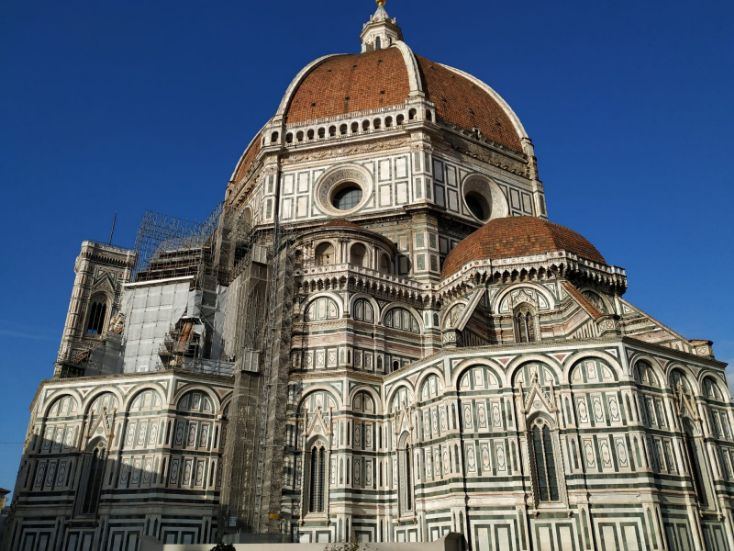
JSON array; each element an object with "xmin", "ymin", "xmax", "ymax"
[
  {"xmin": 80, "ymin": 439, "xmax": 107, "ymax": 514},
  {"xmin": 86, "ymin": 294, "xmax": 108, "ymax": 335},
  {"xmin": 513, "ymin": 304, "xmax": 537, "ymax": 343},
  {"xmin": 397, "ymin": 433, "xmax": 414, "ymax": 515},
  {"xmin": 530, "ymin": 420, "xmax": 559, "ymax": 503},
  {"xmin": 308, "ymin": 442, "xmax": 327, "ymax": 514},
  {"xmin": 682, "ymin": 418, "xmax": 709, "ymax": 507}
]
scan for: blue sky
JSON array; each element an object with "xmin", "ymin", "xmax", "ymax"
[{"xmin": 1, "ymin": 0, "xmax": 732, "ymax": 496}]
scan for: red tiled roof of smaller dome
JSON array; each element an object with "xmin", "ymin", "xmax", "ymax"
[{"xmin": 441, "ymin": 216, "xmax": 606, "ymax": 278}]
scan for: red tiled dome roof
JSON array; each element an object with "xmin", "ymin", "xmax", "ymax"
[
  {"xmin": 232, "ymin": 131, "xmax": 262, "ymax": 182},
  {"xmin": 286, "ymin": 48, "xmax": 410, "ymax": 124},
  {"xmin": 415, "ymin": 56, "xmax": 522, "ymax": 152},
  {"xmin": 441, "ymin": 216, "xmax": 606, "ymax": 278},
  {"xmin": 283, "ymin": 47, "xmax": 523, "ymax": 152},
  {"xmin": 230, "ymin": 45, "xmax": 527, "ymax": 185}
]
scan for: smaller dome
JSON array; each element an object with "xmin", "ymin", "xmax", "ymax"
[{"xmin": 441, "ymin": 216, "xmax": 606, "ymax": 278}]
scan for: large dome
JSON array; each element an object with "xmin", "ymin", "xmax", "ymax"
[
  {"xmin": 229, "ymin": 4, "xmax": 532, "ymax": 186},
  {"xmin": 441, "ymin": 216, "xmax": 606, "ymax": 278},
  {"xmin": 282, "ymin": 48, "xmax": 524, "ymax": 152}
]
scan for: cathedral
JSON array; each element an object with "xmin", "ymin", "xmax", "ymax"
[{"xmin": 4, "ymin": 3, "xmax": 734, "ymax": 551}]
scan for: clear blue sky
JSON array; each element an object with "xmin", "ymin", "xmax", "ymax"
[{"xmin": 1, "ymin": 0, "xmax": 732, "ymax": 496}]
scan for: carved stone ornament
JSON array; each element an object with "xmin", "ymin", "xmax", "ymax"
[{"xmin": 108, "ymin": 311, "xmax": 125, "ymax": 335}]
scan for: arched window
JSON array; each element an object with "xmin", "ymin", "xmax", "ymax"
[
  {"xmin": 47, "ymin": 395, "xmax": 78, "ymax": 418},
  {"xmin": 420, "ymin": 373, "xmax": 442, "ymax": 401},
  {"xmin": 353, "ymin": 391, "xmax": 375, "ymax": 414},
  {"xmin": 682, "ymin": 418, "xmax": 709, "ymax": 507},
  {"xmin": 308, "ymin": 442, "xmax": 327, "ymax": 513},
  {"xmin": 398, "ymin": 433, "xmax": 414, "ymax": 515},
  {"xmin": 634, "ymin": 361, "xmax": 660, "ymax": 386},
  {"xmin": 530, "ymin": 420, "xmax": 559, "ymax": 503},
  {"xmin": 670, "ymin": 369, "xmax": 693, "ymax": 394},
  {"xmin": 177, "ymin": 390, "xmax": 214, "ymax": 414},
  {"xmin": 305, "ymin": 297, "xmax": 339, "ymax": 322},
  {"xmin": 703, "ymin": 378, "xmax": 724, "ymax": 401},
  {"xmin": 80, "ymin": 439, "xmax": 107, "ymax": 514},
  {"xmin": 383, "ymin": 307, "xmax": 420, "ymax": 334},
  {"xmin": 375, "ymin": 36, "xmax": 382, "ymax": 50},
  {"xmin": 353, "ymin": 298, "xmax": 374, "ymax": 323},
  {"xmin": 86, "ymin": 294, "xmax": 108, "ymax": 335},
  {"xmin": 350, "ymin": 243, "xmax": 368, "ymax": 267},
  {"xmin": 513, "ymin": 304, "xmax": 537, "ymax": 343},
  {"xmin": 314, "ymin": 242, "xmax": 335, "ymax": 266},
  {"xmin": 379, "ymin": 253, "xmax": 392, "ymax": 274}
]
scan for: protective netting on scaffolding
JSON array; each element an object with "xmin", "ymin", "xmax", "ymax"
[{"xmin": 133, "ymin": 204, "xmax": 222, "ymax": 281}]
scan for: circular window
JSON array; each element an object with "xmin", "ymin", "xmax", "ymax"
[
  {"xmin": 465, "ymin": 191, "xmax": 490, "ymax": 221},
  {"xmin": 332, "ymin": 183, "xmax": 363, "ymax": 211},
  {"xmin": 462, "ymin": 175, "xmax": 509, "ymax": 222},
  {"xmin": 314, "ymin": 165, "xmax": 372, "ymax": 216}
]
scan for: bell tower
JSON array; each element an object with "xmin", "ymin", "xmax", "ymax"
[{"xmin": 55, "ymin": 241, "xmax": 136, "ymax": 377}]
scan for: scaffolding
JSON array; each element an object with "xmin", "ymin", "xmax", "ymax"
[{"xmin": 133, "ymin": 204, "xmax": 223, "ymax": 282}]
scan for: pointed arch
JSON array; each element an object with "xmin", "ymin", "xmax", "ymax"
[
  {"xmin": 397, "ymin": 430, "xmax": 415, "ymax": 515},
  {"xmin": 78, "ymin": 436, "xmax": 108, "ymax": 515},
  {"xmin": 493, "ymin": 283, "xmax": 556, "ymax": 315},
  {"xmin": 527, "ymin": 414, "xmax": 562, "ymax": 504},
  {"xmin": 513, "ymin": 302, "xmax": 537, "ymax": 343}
]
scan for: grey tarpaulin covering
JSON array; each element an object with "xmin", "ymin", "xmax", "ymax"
[{"xmin": 121, "ymin": 277, "xmax": 195, "ymax": 373}]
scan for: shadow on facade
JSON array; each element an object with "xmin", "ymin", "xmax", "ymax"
[{"xmin": 3, "ymin": 390, "xmax": 226, "ymax": 551}]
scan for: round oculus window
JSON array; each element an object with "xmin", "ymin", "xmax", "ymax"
[
  {"xmin": 331, "ymin": 183, "xmax": 363, "ymax": 211},
  {"xmin": 465, "ymin": 191, "xmax": 490, "ymax": 222}
]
